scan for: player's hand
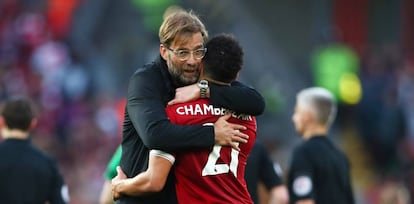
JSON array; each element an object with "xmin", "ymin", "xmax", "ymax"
[
  {"xmin": 168, "ymin": 84, "xmax": 200, "ymax": 105},
  {"xmin": 214, "ymin": 114, "xmax": 248, "ymax": 151},
  {"xmin": 111, "ymin": 166, "xmax": 127, "ymax": 200}
]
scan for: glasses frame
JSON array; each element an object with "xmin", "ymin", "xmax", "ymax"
[{"xmin": 164, "ymin": 45, "xmax": 207, "ymax": 61}]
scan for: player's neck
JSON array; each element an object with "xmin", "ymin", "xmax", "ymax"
[
  {"xmin": 1, "ymin": 128, "xmax": 29, "ymax": 140},
  {"xmin": 202, "ymin": 77, "xmax": 230, "ymax": 86},
  {"xmin": 302, "ymin": 125, "xmax": 327, "ymax": 140}
]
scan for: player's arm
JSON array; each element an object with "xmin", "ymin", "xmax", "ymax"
[
  {"xmin": 296, "ymin": 199, "xmax": 315, "ymax": 204},
  {"xmin": 168, "ymin": 81, "xmax": 265, "ymax": 116},
  {"xmin": 99, "ymin": 146, "xmax": 122, "ymax": 204},
  {"xmin": 104, "ymin": 146, "xmax": 122, "ymax": 180},
  {"xmin": 99, "ymin": 180, "xmax": 113, "ymax": 204},
  {"xmin": 269, "ymin": 185, "xmax": 289, "ymax": 204},
  {"xmin": 112, "ymin": 150, "xmax": 174, "ymax": 198},
  {"xmin": 127, "ymin": 71, "xmax": 247, "ymax": 151}
]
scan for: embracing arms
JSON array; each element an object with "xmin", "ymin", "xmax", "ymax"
[
  {"xmin": 112, "ymin": 150, "xmax": 173, "ymax": 198},
  {"xmin": 127, "ymin": 71, "xmax": 262, "ymax": 151},
  {"xmin": 168, "ymin": 81, "xmax": 265, "ymax": 115}
]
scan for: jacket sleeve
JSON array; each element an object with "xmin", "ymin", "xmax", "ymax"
[
  {"xmin": 127, "ymin": 71, "xmax": 215, "ymax": 151},
  {"xmin": 257, "ymin": 142, "xmax": 283, "ymax": 189},
  {"xmin": 48, "ymin": 160, "xmax": 69, "ymax": 204},
  {"xmin": 209, "ymin": 81, "xmax": 265, "ymax": 115}
]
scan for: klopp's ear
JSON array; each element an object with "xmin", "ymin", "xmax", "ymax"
[
  {"xmin": 160, "ymin": 44, "xmax": 168, "ymax": 61},
  {"xmin": 235, "ymin": 71, "xmax": 240, "ymax": 80},
  {"xmin": 304, "ymin": 110, "xmax": 315, "ymax": 123}
]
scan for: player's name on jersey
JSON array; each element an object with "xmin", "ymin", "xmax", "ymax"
[{"xmin": 175, "ymin": 103, "xmax": 252, "ymax": 121}]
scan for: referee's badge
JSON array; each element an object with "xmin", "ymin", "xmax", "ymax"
[{"xmin": 293, "ymin": 175, "xmax": 312, "ymax": 196}]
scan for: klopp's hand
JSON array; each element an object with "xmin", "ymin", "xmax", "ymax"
[
  {"xmin": 111, "ymin": 166, "xmax": 127, "ymax": 200},
  {"xmin": 168, "ymin": 84, "xmax": 200, "ymax": 105},
  {"xmin": 214, "ymin": 114, "xmax": 248, "ymax": 151}
]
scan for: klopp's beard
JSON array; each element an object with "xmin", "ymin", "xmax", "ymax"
[{"xmin": 167, "ymin": 57, "xmax": 200, "ymax": 86}]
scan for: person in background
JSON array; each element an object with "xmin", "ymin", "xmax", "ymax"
[
  {"xmin": 288, "ymin": 87, "xmax": 354, "ymax": 204},
  {"xmin": 119, "ymin": 9, "xmax": 264, "ymax": 204},
  {"xmin": 100, "ymin": 146, "xmax": 122, "ymax": 204},
  {"xmin": 245, "ymin": 140, "xmax": 289, "ymax": 204},
  {"xmin": 0, "ymin": 97, "xmax": 69, "ymax": 204}
]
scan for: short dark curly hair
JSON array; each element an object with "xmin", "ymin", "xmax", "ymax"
[{"xmin": 203, "ymin": 34, "xmax": 243, "ymax": 83}]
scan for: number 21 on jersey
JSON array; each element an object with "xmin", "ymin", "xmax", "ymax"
[
  {"xmin": 201, "ymin": 123, "xmax": 240, "ymax": 177},
  {"xmin": 202, "ymin": 143, "xmax": 240, "ymax": 177}
]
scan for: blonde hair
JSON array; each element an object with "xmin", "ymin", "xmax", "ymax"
[
  {"xmin": 296, "ymin": 87, "xmax": 337, "ymax": 127},
  {"xmin": 162, "ymin": 5, "xmax": 184, "ymax": 20},
  {"xmin": 159, "ymin": 10, "xmax": 208, "ymax": 47}
]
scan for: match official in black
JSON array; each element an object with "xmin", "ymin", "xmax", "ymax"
[
  {"xmin": 245, "ymin": 140, "xmax": 289, "ymax": 204},
  {"xmin": 288, "ymin": 87, "xmax": 354, "ymax": 204},
  {"xmin": 0, "ymin": 98, "xmax": 69, "ymax": 203}
]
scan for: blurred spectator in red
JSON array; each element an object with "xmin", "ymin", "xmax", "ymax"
[{"xmin": 46, "ymin": 0, "xmax": 80, "ymax": 40}]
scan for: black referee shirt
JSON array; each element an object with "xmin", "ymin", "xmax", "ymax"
[
  {"xmin": 0, "ymin": 138, "xmax": 68, "ymax": 204},
  {"xmin": 287, "ymin": 136, "xmax": 354, "ymax": 204},
  {"xmin": 245, "ymin": 140, "xmax": 282, "ymax": 204}
]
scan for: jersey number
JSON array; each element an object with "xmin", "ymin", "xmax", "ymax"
[
  {"xmin": 201, "ymin": 122, "xmax": 240, "ymax": 177},
  {"xmin": 202, "ymin": 144, "xmax": 240, "ymax": 177}
]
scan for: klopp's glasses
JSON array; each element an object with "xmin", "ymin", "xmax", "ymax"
[{"xmin": 164, "ymin": 45, "xmax": 207, "ymax": 61}]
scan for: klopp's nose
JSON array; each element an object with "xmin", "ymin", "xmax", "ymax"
[{"xmin": 186, "ymin": 53, "xmax": 198, "ymax": 65}]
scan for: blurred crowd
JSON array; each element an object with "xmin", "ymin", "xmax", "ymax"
[
  {"xmin": 0, "ymin": 0, "xmax": 123, "ymax": 202},
  {"xmin": 353, "ymin": 45, "xmax": 414, "ymax": 203},
  {"xmin": 1, "ymin": 0, "xmax": 414, "ymax": 203}
]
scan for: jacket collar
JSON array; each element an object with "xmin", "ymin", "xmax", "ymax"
[{"xmin": 155, "ymin": 55, "xmax": 176, "ymax": 104}]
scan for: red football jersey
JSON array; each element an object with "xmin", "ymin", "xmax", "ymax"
[{"xmin": 165, "ymin": 99, "xmax": 256, "ymax": 204}]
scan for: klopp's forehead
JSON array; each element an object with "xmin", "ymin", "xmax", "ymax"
[{"xmin": 171, "ymin": 32, "xmax": 204, "ymax": 48}]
